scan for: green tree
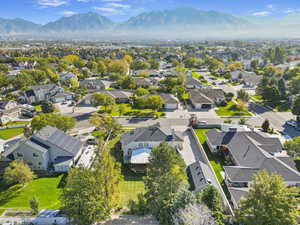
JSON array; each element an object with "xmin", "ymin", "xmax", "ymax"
[
  {"xmin": 292, "ymin": 95, "xmax": 300, "ymax": 122},
  {"xmin": 29, "ymin": 196, "xmax": 39, "ymax": 215},
  {"xmin": 198, "ymin": 185, "xmax": 225, "ymax": 224},
  {"xmin": 61, "ymin": 168, "xmax": 110, "ymax": 225},
  {"xmin": 144, "ymin": 142, "xmax": 187, "ymax": 224},
  {"xmin": 146, "ymin": 95, "xmax": 164, "ymax": 111},
  {"xmin": 108, "ymin": 60, "xmax": 129, "ymax": 76},
  {"xmin": 118, "ymin": 104, "xmax": 126, "ymax": 116},
  {"xmin": 91, "ymin": 93, "xmax": 115, "ymax": 111},
  {"xmin": 236, "ymin": 170, "xmax": 299, "ymax": 225},
  {"xmin": 41, "ymin": 101, "xmax": 55, "ymax": 113},
  {"xmin": 89, "ymin": 113, "xmax": 121, "ymax": 138},
  {"xmin": 31, "ymin": 113, "xmax": 76, "ymax": 132},
  {"xmin": 4, "ymin": 160, "xmax": 36, "ymax": 186},
  {"xmin": 237, "ymin": 89, "xmax": 250, "ymax": 102},
  {"xmin": 262, "ymin": 119, "xmax": 270, "ymax": 133},
  {"xmin": 131, "ymin": 60, "xmax": 150, "ymax": 70},
  {"xmin": 97, "ymin": 61, "xmax": 107, "ymax": 75},
  {"xmin": 135, "ymin": 88, "xmax": 149, "ymax": 96},
  {"xmin": 284, "ymin": 136, "xmax": 300, "ymax": 157}
]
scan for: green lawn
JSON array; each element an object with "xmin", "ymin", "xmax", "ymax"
[
  {"xmin": 99, "ymin": 104, "xmax": 164, "ymax": 118},
  {"xmin": 192, "ymin": 72, "xmax": 203, "ymax": 79},
  {"xmin": 194, "ymin": 129, "xmax": 225, "ymax": 183},
  {"xmin": 215, "ymin": 101, "xmax": 251, "ymax": 116},
  {"xmin": 229, "ymin": 81, "xmax": 240, "ymax": 86},
  {"xmin": 0, "ymin": 175, "xmax": 64, "ymax": 210},
  {"xmin": 120, "ymin": 169, "xmax": 145, "ymax": 206},
  {"xmin": 0, "ymin": 208, "xmax": 4, "ymax": 216},
  {"xmin": 0, "ymin": 128, "xmax": 24, "ymax": 140},
  {"xmin": 250, "ymin": 95, "xmax": 263, "ymax": 102},
  {"xmin": 34, "ymin": 105, "xmax": 42, "ymax": 112},
  {"xmin": 6, "ymin": 121, "xmax": 30, "ymax": 126},
  {"xmin": 107, "ymin": 135, "xmax": 146, "ymax": 207}
]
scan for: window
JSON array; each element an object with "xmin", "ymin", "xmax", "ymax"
[
  {"xmin": 17, "ymin": 152, "xmax": 23, "ymax": 157},
  {"xmin": 28, "ymin": 162, "xmax": 33, "ymax": 166},
  {"xmin": 138, "ymin": 143, "xmax": 143, "ymax": 148},
  {"xmin": 33, "ymin": 153, "xmax": 39, "ymax": 157},
  {"xmin": 38, "ymin": 162, "xmax": 42, "ymax": 165}
]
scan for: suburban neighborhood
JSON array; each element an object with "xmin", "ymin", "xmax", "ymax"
[{"xmin": 1, "ymin": 31, "xmax": 300, "ymax": 224}]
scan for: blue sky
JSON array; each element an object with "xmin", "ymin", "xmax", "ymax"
[{"xmin": 1, "ymin": 0, "xmax": 300, "ymax": 24}]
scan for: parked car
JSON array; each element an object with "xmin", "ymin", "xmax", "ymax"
[
  {"xmin": 286, "ymin": 120, "xmax": 297, "ymax": 127},
  {"xmin": 87, "ymin": 138, "xmax": 97, "ymax": 145}
]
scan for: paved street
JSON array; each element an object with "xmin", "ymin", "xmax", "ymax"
[{"xmin": 248, "ymin": 101, "xmax": 300, "ymax": 137}]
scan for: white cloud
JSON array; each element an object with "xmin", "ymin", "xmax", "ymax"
[
  {"xmin": 38, "ymin": 0, "xmax": 67, "ymax": 7},
  {"xmin": 252, "ymin": 11, "xmax": 271, "ymax": 16},
  {"xmin": 93, "ymin": 7, "xmax": 122, "ymax": 14},
  {"xmin": 107, "ymin": 3, "xmax": 130, "ymax": 8},
  {"xmin": 266, "ymin": 4, "xmax": 273, "ymax": 9},
  {"xmin": 62, "ymin": 10, "xmax": 76, "ymax": 16}
]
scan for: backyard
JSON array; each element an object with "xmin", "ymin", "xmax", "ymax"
[
  {"xmin": 0, "ymin": 175, "xmax": 64, "ymax": 211},
  {"xmin": 215, "ymin": 101, "xmax": 251, "ymax": 117},
  {"xmin": 109, "ymin": 135, "xmax": 146, "ymax": 207}
]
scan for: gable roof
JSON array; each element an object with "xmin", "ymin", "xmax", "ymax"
[
  {"xmin": 186, "ymin": 77, "xmax": 202, "ymax": 87},
  {"xmin": 206, "ymin": 129, "xmax": 300, "ymax": 183},
  {"xmin": 189, "ymin": 89, "xmax": 214, "ymax": 105},
  {"xmin": 121, "ymin": 123, "xmax": 183, "ymax": 147},
  {"xmin": 144, "ymin": 93, "xmax": 178, "ymax": 104},
  {"xmin": 34, "ymin": 126, "xmax": 83, "ymax": 156},
  {"xmin": 188, "ymin": 161, "xmax": 211, "ymax": 191},
  {"xmin": 189, "ymin": 88, "xmax": 225, "ymax": 105}
]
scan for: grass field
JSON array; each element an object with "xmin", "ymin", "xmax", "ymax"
[
  {"xmin": 34, "ymin": 105, "xmax": 42, "ymax": 112},
  {"xmin": 0, "ymin": 128, "xmax": 24, "ymax": 140},
  {"xmin": 0, "ymin": 175, "xmax": 64, "ymax": 211},
  {"xmin": 120, "ymin": 169, "xmax": 145, "ymax": 206},
  {"xmin": 250, "ymin": 95, "xmax": 263, "ymax": 102},
  {"xmin": 6, "ymin": 121, "xmax": 30, "ymax": 126},
  {"xmin": 215, "ymin": 101, "xmax": 251, "ymax": 116},
  {"xmin": 99, "ymin": 104, "xmax": 164, "ymax": 118}
]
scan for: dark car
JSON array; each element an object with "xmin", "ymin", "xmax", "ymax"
[{"xmin": 87, "ymin": 138, "xmax": 97, "ymax": 145}]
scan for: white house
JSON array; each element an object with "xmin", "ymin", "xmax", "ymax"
[{"xmin": 121, "ymin": 123, "xmax": 184, "ymax": 172}]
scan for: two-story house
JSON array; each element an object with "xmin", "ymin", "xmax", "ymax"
[
  {"xmin": 3, "ymin": 126, "xmax": 84, "ymax": 172},
  {"xmin": 24, "ymin": 84, "xmax": 74, "ymax": 104},
  {"xmin": 121, "ymin": 123, "xmax": 184, "ymax": 172},
  {"xmin": 0, "ymin": 100, "xmax": 20, "ymax": 125}
]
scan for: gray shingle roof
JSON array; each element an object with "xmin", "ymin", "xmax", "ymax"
[
  {"xmin": 121, "ymin": 123, "xmax": 183, "ymax": 147},
  {"xmin": 206, "ymin": 129, "xmax": 300, "ymax": 183},
  {"xmin": 35, "ymin": 126, "xmax": 83, "ymax": 156},
  {"xmin": 144, "ymin": 93, "xmax": 178, "ymax": 104},
  {"xmin": 189, "ymin": 90, "xmax": 214, "ymax": 105},
  {"xmin": 188, "ymin": 161, "xmax": 211, "ymax": 191}
]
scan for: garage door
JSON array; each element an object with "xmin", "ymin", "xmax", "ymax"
[{"xmin": 202, "ymin": 104, "xmax": 212, "ymax": 109}]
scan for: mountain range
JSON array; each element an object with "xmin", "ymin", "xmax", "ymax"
[{"xmin": 1, "ymin": 7, "xmax": 300, "ymax": 39}]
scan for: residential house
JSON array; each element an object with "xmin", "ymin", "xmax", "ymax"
[
  {"xmin": 121, "ymin": 123, "xmax": 184, "ymax": 172},
  {"xmin": 59, "ymin": 72, "xmax": 77, "ymax": 82},
  {"xmin": 80, "ymin": 78, "xmax": 111, "ymax": 90},
  {"xmin": 205, "ymin": 129, "xmax": 300, "ymax": 208},
  {"xmin": 186, "ymin": 77, "xmax": 203, "ymax": 89},
  {"xmin": 82, "ymin": 90, "xmax": 132, "ymax": 105},
  {"xmin": 231, "ymin": 71, "xmax": 261, "ymax": 88},
  {"xmin": 144, "ymin": 93, "xmax": 179, "ymax": 110},
  {"xmin": 3, "ymin": 126, "xmax": 85, "ymax": 172},
  {"xmin": 134, "ymin": 78, "xmax": 152, "ymax": 88},
  {"xmin": 0, "ymin": 100, "xmax": 20, "ymax": 125},
  {"xmin": 24, "ymin": 84, "xmax": 74, "ymax": 104},
  {"xmin": 189, "ymin": 89, "xmax": 226, "ymax": 110}
]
